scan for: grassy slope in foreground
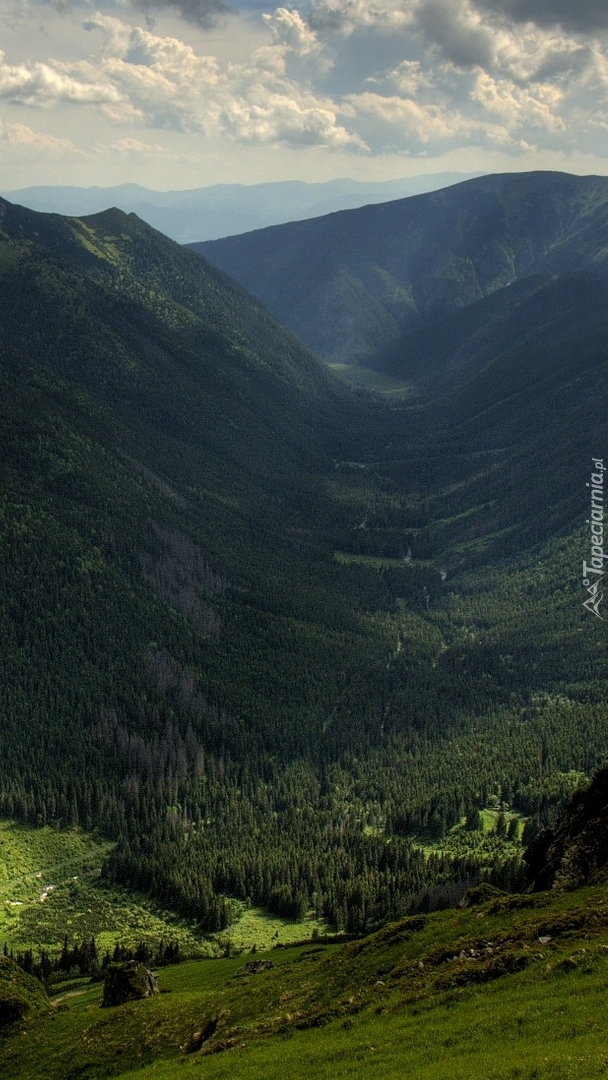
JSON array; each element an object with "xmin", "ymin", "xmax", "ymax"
[{"xmin": 3, "ymin": 877, "xmax": 608, "ymax": 1079}]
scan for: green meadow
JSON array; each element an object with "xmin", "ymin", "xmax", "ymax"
[
  {"xmin": 0, "ymin": 821, "xmax": 326, "ymax": 961},
  {"xmin": 328, "ymin": 363, "xmax": 416, "ymax": 398},
  {"xmin": 4, "ymin": 877, "xmax": 608, "ymax": 1079}
]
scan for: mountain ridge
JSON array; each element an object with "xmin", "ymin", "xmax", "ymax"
[
  {"xmin": 194, "ymin": 170, "xmax": 608, "ymax": 365},
  {"xmin": 1, "ymin": 172, "xmax": 482, "ymax": 243}
]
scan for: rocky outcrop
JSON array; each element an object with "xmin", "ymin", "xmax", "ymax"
[
  {"xmin": 101, "ymin": 961, "xmax": 160, "ymax": 1007},
  {"xmin": 524, "ymin": 766, "xmax": 608, "ymax": 890},
  {"xmin": 241, "ymin": 960, "xmax": 274, "ymax": 975}
]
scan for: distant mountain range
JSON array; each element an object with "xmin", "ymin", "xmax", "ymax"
[
  {"xmin": 1, "ymin": 173, "xmax": 481, "ymax": 242},
  {"xmin": 195, "ymin": 170, "xmax": 608, "ymax": 366}
]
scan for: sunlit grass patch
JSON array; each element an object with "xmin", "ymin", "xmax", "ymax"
[
  {"xmin": 328, "ymin": 364, "xmax": 416, "ymax": 399},
  {"xmin": 218, "ymin": 903, "xmax": 329, "ymax": 953},
  {"xmin": 0, "ymin": 820, "xmax": 329, "ymax": 963}
]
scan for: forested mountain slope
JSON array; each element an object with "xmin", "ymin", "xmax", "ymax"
[
  {"xmin": 0, "ymin": 192, "xmax": 606, "ymax": 943},
  {"xmin": 194, "ymin": 171, "xmax": 608, "ymax": 365}
]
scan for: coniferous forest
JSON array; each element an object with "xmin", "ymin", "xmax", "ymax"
[{"xmin": 0, "ymin": 174, "xmax": 607, "ymax": 944}]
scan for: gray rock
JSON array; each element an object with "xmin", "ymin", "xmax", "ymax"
[{"xmin": 101, "ymin": 961, "xmax": 160, "ymax": 1007}]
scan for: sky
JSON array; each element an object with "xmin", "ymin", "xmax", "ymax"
[{"xmin": 0, "ymin": 0, "xmax": 608, "ymax": 189}]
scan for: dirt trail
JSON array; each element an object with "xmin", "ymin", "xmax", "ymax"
[{"xmin": 51, "ymin": 987, "xmax": 91, "ymax": 1006}]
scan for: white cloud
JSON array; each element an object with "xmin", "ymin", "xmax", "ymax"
[
  {"xmin": 0, "ymin": 119, "xmax": 85, "ymax": 154},
  {"xmin": 330, "ymin": 0, "xmax": 608, "ymax": 154},
  {"xmin": 262, "ymin": 7, "xmax": 326, "ymax": 61},
  {"xmin": 221, "ymin": 91, "xmax": 366, "ymax": 147},
  {"xmin": 0, "ymin": 50, "xmax": 123, "ymax": 107},
  {"xmin": 343, "ymin": 91, "xmax": 466, "ymax": 144},
  {"xmin": 1, "ymin": 0, "xmax": 608, "ymax": 174},
  {"xmin": 471, "ymin": 72, "xmax": 566, "ymax": 133},
  {"xmin": 308, "ymin": 0, "xmax": 413, "ymax": 35},
  {"xmin": 111, "ymin": 135, "xmax": 169, "ymax": 152},
  {"xmin": 80, "ymin": 13, "xmax": 363, "ymax": 147},
  {"xmin": 343, "ymin": 87, "xmax": 536, "ymax": 153}
]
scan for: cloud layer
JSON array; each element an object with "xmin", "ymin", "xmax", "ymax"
[
  {"xmin": 0, "ymin": 0, "xmax": 607, "ymax": 169},
  {"xmin": 472, "ymin": 0, "xmax": 608, "ymax": 34}
]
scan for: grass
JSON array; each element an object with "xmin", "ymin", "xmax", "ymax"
[
  {"xmin": 415, "ymin": 815, "xmax": 524, "ymax": 866},
  {"xmin": 221, "ymin": 903, "xmax": 329, "ymax": 953},
  {"xmin": 0, "ymin": 821, "xmax": 329, "ymax": 961},
  {"xmin": 0, "ymin": 821, "xmax": 116, "ymax": 951},
  {"xmin": 328, "ymin": 363, "xmax": 415, "ymax": 399},
  {"xmin": 4, "ymin": 879, "xmax": 608, "ymax": 1078},
  {"xmin": 479, "ymin": 808, "xmax": 526, "ymax": 838},
  {"xmin": 366, "ymin": 804, "xmax": 528, "ymax": 869},
  {"xmin": 0, "ymin": 821, "xmax": 110, "ymax": 892},
  {"xmin": 112, "ymin": 977, "xmax": 608, "ymax": 1080},
  {"xmin": 334, "ymin": 551, "xmax": 414, "ymax": 570}
]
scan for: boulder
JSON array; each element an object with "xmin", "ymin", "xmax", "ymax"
[{"xmin": 101, "ymin": 960, "xmax": 159, "ymax": 1007}]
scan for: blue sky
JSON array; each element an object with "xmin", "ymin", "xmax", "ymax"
[{"xmin": 0, "ymin": 0, "xmax": 607, "ymax": 189}]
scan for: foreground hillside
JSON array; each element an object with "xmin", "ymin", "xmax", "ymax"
[
  {"xmin": 0, "ymin": 188, "xmax": 606, "ymax": 954},
  {"xmin": 4, "ymin": 875, "xmax": 608, "ymax": 1079},
  {"xmin": 5, "ymin": 771, "xmax": 608, "ymax": 1078}
]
